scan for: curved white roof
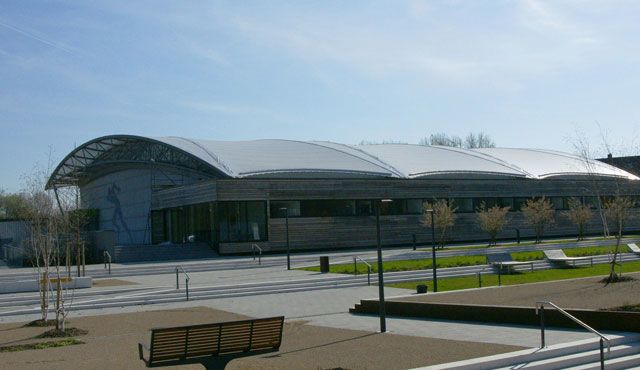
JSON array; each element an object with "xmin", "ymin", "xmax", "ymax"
[
  {"xmin": 473, "ymin": 148, "xmax": 634, "ymax": 179},
  {"xmin": 358, "ymin": 144, "xmax": 527, "ymax": 179},
  {"xmin": 47, "ymin": 135, "xmax": 638, "ymax": 188}
]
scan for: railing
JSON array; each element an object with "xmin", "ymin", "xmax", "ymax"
[
  {"xmin": 536, "ymin": 301, "xmax": 610, "ymax": 370},
  {"xmin": 176, "ymin": 266, "xmax": 190, "ymax": 301},
  {"xmin": 252, "ymin": 244, "xmax": 262, "ymax": 265},
  {"xmin": 103, "ymin": 251, "xmax": 112, "ymax": 275},
  {"xmin": 353, "ymin": 256, "xmax": 372, "ymax": 286}
]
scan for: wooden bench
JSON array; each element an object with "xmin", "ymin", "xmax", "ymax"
[{"xmin": 139, "ymin": 316, "xmax": 284, "ymax": 367}]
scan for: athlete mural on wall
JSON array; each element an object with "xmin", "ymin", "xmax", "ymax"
[{"xmin": 107, "ymin": 183, "xmax": 133, "ymax": 244}]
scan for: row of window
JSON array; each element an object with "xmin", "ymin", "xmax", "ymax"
[
  {"xmin": 151, "ymin": 201, "xmax": 268, "ymax": 245},
  {"xmin": 269, "ymin": 196, "xmax": 639, "ymax": 218}
]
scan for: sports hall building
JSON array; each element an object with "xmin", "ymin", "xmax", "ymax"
[{"xmin": 46, "ymin": 135, "xmax": 640, "ymax": 256}]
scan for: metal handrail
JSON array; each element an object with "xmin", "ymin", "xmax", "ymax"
[
  {"xmin": 252, "ymin": 244, "xmax": 262, "ymax": 265},
  {"xmin": 176, "ymin": 266, "xmax": 190, "ymax": 301},
  {"xmin": 103, "ymin": 251, "xmax": 112, "ymax": 275},
  {"xmin": 536, "ymin": 301, "xmax": 609, "ymax": 370},
  {"xmin": 353, "ymin": 256, "xmax": 372, "ymax": 286}
]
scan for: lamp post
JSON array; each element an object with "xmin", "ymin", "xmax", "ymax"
[
  {"xmin": 280, "ymin": 207, "xmax": 291, "ymax": 270},
  {"xmin": 376, "ymin": 199, "xmax": 393, "ymax": 333},
  {"xmin": 426, "ymin": 209, "xmax": 438, "ymax": 292}
]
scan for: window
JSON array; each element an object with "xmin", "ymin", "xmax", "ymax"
[
  {"xmin": 356, "ymin": 200, "xmax": 373, "ymax": 216},
  {"xmin": 220, "ymin": 201, "xmax": 268, "ymax": 242},
  {"xmin": 514, "ymin": 197, "xmax": 528, "ymax": 211},
  {"xmin": 550, "ymin": 197, "xmax": 566, "ymax": 210},
  {"xmin": 473, "ymin": 198, "xmax": 496, "ymax": 210},
  {"xmin": 405, "ymin": 199, "xmax": 423, "ymax": 215},
  {"xmin": 270, "ymin": 201, "xmax": 301, "ymax": 218},
  {"xmin": 301, "ymin": 200, "xmax": 356, "ymax": 217},
  {"xmin": 497, "ymin": 197, "xmax": 514, "ymax": 209},
  {"xmin": 452, "ymin": 198, "xmax": 473, "ymax": 213},
  {"xmin": 380, "ymin": 199, "xmax": 405, "ymax": 215}
]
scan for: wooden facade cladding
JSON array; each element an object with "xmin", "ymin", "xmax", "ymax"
[
  {"xmin": 214, "ymin": 177, "xmax": 640, "ymax": 201},
  {"xmin": 148, "ymin": 177, "xmax": 640, "ymax": 254},
  {"xmin": 151, "ymin": 181, "xmax": 217, "ymax": 210}
]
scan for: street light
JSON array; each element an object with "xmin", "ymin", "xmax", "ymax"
[
  {"xmin": 280, "ymin": 207, "xmax": 291, "ymax": 270},
  {"xmin": 376, "ymin": 199, "xmax": 393, "ymax": 333},
  {"xmin": 426, "ymin": 209, "xmax": 438, "ymax": 292}
]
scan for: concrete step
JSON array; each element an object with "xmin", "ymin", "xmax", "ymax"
[
  {"xmin": 565, "ymin": 352, "xmax": 640, "ymax": 370},
  {"xmin": 494, "ymin": 342, "xmax": 640, "ymax": 369},
  {"xmin": 414, "ymin": 335, "xmax": 640, "ymax": 370}
]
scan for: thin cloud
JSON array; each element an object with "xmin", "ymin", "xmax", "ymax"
[{"xmin": 0, "ymin": 17, "xmax": 76, "ymax": 54}]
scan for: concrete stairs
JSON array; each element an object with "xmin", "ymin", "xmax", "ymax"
[{"xmin": 414, "ymin": 335, "xmax": 640, "ymax": 370}]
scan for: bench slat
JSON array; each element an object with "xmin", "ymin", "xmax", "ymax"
[{"xmin": 144, "ymin": 316, "xmax": 284, "ymax": 366}]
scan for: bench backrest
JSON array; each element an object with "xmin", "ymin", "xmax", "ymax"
[
  {"xmin": 486, "ymin": 253, "xmax": 513, "ymax": 263},
  {"xmin": 149, "ymin": 316, "xmax": 284, "ymax": 363},
  {"xmin": 628, "ymin": 243, "xmax": 640, "ymax": 253},
  {"xmin": 544, "ymin": 249, "xmax": 568, "ymax": 260}
]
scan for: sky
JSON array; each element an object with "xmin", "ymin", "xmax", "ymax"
[{"xmin": 1, "ymin": 0, "xmax": 640, "ymax": 192}]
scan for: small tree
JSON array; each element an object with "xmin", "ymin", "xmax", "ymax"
[
  {"xmin": 522, "ymin": 197, "xmax": 555, "ymax": 243},
  {"xmin": 564, "ymin": 198, "xmax": 593, "ymax": 241},
  {"xmin": 422, "ymin": 199, "xmax": 457, "ymax": 249},
  {"xmin": 476, "ymin": 203, "xmax": 510, "ymax": 246},
  {"xmin": 603, "ymin": 196, "xmax": 634, "ymax": 283}
]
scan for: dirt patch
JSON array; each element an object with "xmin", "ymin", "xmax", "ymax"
[
  {"xmin": 23, "ymin": 319, "xmax": 56, "ymax": 328},
  {"xmin": 0, "ymin": 306, "xmax": 522, "ymax": 370},
  {"xmin": 36, "ymin": 328, "xmax": 88, "ymax": 338},
  {"xmin": 0, "ymin": 339, "xmax": 83, "ymax": 353},
  {"xmin": 91, "ymin": 278, "xmax": 137, "ymax": 287}
]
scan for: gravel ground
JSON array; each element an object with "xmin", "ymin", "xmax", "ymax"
[
  {"xmin": 395, "ymin": 272, "xmax": 640, "ymax": 310},
  {"xmin": 0, "ymin": 306, "xmax": 523, "ymax": 370}
]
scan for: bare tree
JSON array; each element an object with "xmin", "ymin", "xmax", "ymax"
[
  {"xmin": 464, "ymin": 132, "xmax": 496, "ymax": 149},
  {"xmin": 564, "ymin": 197, "xmax": 593, "ymax": 241},
  {"xmin": 419, "ymin": 133, "xmax": 463, "ymax": 147},
  {"xmin": 422, "ymin": 199, "xmax": 457, "ymax": 249},
  {"xmin": 476, "ymin": 203, "xmax": 510, "ymax": 246},
  {"xmin": 572, "ymin": 129, "xmax": 610, "ymax": 237},
  {"xmin": 603, "ymin": 196, "xmax": 634, "ymax": 283},
  {"xmin": 522, "ymin": 197, "xmax": 555, "ymax": 243},
  {"xmin": 419, "ymin": 132, "xmax": 496, "ymax": 149}
]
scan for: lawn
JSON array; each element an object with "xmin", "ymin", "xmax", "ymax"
[
  {"xmin": 511, "ymin": 245, "xmax": 630, "ymax": 261},
  {"xmin": 301, "ymin": 255, "xmax": 488, "ymax": 274},
  {"xmin": 423, "ymin": 235, "xmax": 640, "ymax": 252},
  {"xmin": 387, "ymin": 260, "xmax": 640, "ymax": 292},
  {"xmin": 299, "ymin": 244, "xmax": 631, "ymax": 274}
]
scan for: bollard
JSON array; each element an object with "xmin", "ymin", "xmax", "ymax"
[{"xmin": 320, "ymin": 256, "xmax": 330, "ymax": 273}]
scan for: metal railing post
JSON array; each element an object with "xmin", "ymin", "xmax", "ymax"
[
  {"xmin": 477, "ymin": 272, "xmax": 482, "ymax": 288},
  {"xmin": 600, "ymin": 338, "xmax": 604, "ymax": 370},
  {"xmin": 367, "ymin": 266, "xmax": 371, "ymax": 286},
  {"xmin": 176, "ymin": 268, "xmax": 179, "ymax": 289},
  {"xmin": 539, "ymin": 303, "xmax": 546, "ymax": 348},
  {"xmin": 186, "ymin": 278, "xmax": 190, "ymax": 301},
  {"xmin": 354, "ymin": 257, "xmax": 357, "ymax": 275},
  {"xmin": 412, "ymin": 234, "xmax": 416, "ymax": 251},
  {"xmin": 498, "ymin": 267, "xmax": 502, "ymax": 286}
]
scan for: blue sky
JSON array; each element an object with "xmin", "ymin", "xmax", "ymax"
[{"xmin": 1, "ymin": 1, "xmax": 640, "ymax": 191}]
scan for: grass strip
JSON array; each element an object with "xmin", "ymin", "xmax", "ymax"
[
  {"xmin": 0, "ymin": 338, "xmax": 83, "ymax": 353},
  {"xmin": 300, "ymin": 245, "xmax": 630, "ymax": 274},
  {"xmin": 387, "ymin": 260, "xmax": 640, "ymax": 292},
  {"xmin": 300, "ymin": 255, "xmax": 488, "ymax": 274}
]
